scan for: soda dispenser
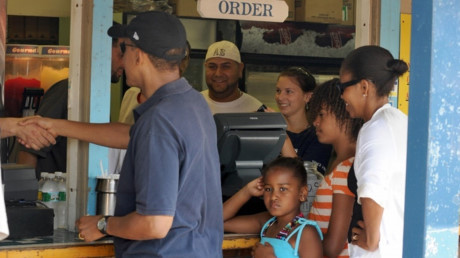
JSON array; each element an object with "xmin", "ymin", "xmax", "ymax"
[
  {"xmin": 40, "ymin": 45, "xmax": 70, "ymax": 92},
  {"xmin": 3, "ymin": 44, "xmax": 70, "ymax": 118},
  {"xmin": 4, "ymin": 44, "xmax": 41, "ymax": 117}
]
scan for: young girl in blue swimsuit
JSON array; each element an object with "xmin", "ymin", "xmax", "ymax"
[{"xmin": 223, "ymin": 157, "xmax": 323, "ymax": 258}]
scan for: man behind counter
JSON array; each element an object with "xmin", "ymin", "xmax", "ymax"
[
  {"xmin": 16, "ymin": 22, "xmax": 124, "ymax": 178},
  {"xmin": 75, "ymin": 11, "xmax": 223, "ymax": 257},
  {"xmin": 202, "ymin": 40, "xmax": 269, "ymax": 215},
  {"xmin": 202, "ymin": 40, "xmax": 262, "ymax": 114}
]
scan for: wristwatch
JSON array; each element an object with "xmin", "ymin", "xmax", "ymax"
[{"xmin": 97, "ymin": 216, "xmax": 111, "ymax": 235}]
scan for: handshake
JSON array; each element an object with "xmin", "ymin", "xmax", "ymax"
[{"xmin": 0, "ymin": 116, "xmax": 57, "ymax": 151}]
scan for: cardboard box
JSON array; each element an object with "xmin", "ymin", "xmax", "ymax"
[
  {"xmin": 170, "ymin": 0, "xmax": 200, "ymax": 18},
  {"xmin": 285, "ymin": 0, "xmax": 295, "ymax": 22},
  {"xmin": 295, "ymin": 0, "xmax": 342, "ymax": 23},
  {"xmin": 295, "ymin": 0, "xmax": 354, "ymax": 25},
  {"xmin": 341, "ymin": 0, "xmax": 355, "ymax": 25}
]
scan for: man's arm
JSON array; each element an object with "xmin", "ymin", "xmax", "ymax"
[
  {"xmin": 76, "ymin": 212, "xmax": 173, "ymax": 242},
  {"xmin": 280, "ymin": 136, "xmax": 297, "ymax": 157},
  {"xmin": 20, "ymin": 117, "xmax": 131, "ymax": 149},
  {"xmin": 0, "ymin": 117, "xmax": 56, "ymax": 150}
]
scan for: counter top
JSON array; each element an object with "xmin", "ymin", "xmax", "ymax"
[{"xmin": 0, "ymin": 230, "xmax": 259, "ymax": 257}]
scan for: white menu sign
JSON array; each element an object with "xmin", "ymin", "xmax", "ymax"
[{"xmin": 197, "ymin": 0, "xmax": 288, "ymax": 22}]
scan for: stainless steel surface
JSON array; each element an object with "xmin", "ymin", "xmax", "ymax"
[
  {"xmin": 97, "ymin": 192, "xmax": 117, "ymax": 216},
  {"xmin": 96, "ymin": 178, "xmax": 118, "ymax": 216},
  {"xmin": 0, "ymin": 229, "xmax": 113, "ymax": 249},
  {"xmin": 96, "ymin": 178, "xmax": 118, "ymax": 193}
]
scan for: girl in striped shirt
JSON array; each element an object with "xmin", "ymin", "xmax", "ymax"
[{"xmin": 307, "ymin": 79, "xmax": 363, "ymax": 257}]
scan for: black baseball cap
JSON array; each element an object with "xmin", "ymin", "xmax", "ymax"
[{"xmin": 107, "ymin": 11, "xmax": 187, "ymax": 61}]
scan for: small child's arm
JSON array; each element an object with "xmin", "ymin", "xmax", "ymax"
[
  {"xmin": 223, "ymin": 177, "xmax": 267, "ymax": 233},
  {"xmin": 223, "ymin": 177, "xmax": 264, "ymax": 221}
]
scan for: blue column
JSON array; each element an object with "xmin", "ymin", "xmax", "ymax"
[
  {"xmin": 379, "ymin": 0, "xmax": 400, "ymax": 57},
  {"xmin": 379, "ymin": 0, "xmax": 401, "ymax": 106},
  {"xmin": 87, "ymin": 0, "xmax": 112, "ymax": 215},
  {"xmin": 404, "ymin": 1, "xmax": 460, "ymax": 257}
]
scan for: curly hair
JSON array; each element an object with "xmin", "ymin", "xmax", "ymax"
[
  {"xmin": 262, "ymin": 157, "xmax": 307, "ymax": 187},
  {"xmin": 308, "ymin": 78, "xmax": 363, "ymax": 141}
]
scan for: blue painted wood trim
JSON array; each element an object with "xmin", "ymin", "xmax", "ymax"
[
  {"xmin": 404, "ymin": 1, "xmax": 460, "ymax": 257},
  {"xmin": 380, "ymin": 0, "xmax": 401, "ymax": 107},
  {"xmin": 87, "ymin": 0, "xmax": 112, "ymax": 215},
  {"xmin": 379, "ymin": 0, "xmax": 400, "ymax": 57}
]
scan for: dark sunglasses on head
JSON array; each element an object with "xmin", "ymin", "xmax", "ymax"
[
  {"xmin": 119, "ymin": 42, "xmax": 137, "ymax": 54},
  {"xmin": 335, "ymin": 79, "xmax": 361, "ymax": 94}
]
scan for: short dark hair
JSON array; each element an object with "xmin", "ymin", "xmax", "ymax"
[
  {"xmin": 308, "ymin": 78, "xmax": 364, "ymax": 141},
  {"xmin": 340, "ymin": 45, "xmax": 408, "ymax": 97},
  {"xmin": 262, "ymin": 157, "xmax": 307, "ymax": 187},
  {"xmin": 147, "ymin": 47, "xmax": 186, "ymax": 72},
  {"xmin": 278, "ymin": 67, "xmax": 316, "ymax": 93}
]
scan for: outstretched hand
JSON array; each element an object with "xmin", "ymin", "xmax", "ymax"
[
  {"xmin": 245, "ymin": 176, "xmax": 265, "ymax": 198},
  {"xmin": 16, "ymin": 116, "xmax": 57, "ymax": 150}
]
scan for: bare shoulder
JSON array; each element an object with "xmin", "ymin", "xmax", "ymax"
[
  {"xmin": 300, "ymin": 224, "xmax": 321, "ymax": 240},
  {"xmin": 255, "ymin": 212, "xmax": 273, "ymax": 227},
  {"xmin": 297, "ymin": 224, "xmax": 323, "ymax": 258}
]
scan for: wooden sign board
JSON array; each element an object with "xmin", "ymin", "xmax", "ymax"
[{"xmin": 198, "ymin": 0, "xmax": 288, "ymax": 22}]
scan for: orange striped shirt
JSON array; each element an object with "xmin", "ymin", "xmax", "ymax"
[{"xmin": 308, "ymin": 157, "xmax": 355, "ymax": 258}]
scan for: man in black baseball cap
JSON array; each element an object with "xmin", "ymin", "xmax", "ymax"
[
  {"xmin": 75, "ymin": 11, "xmax": 223, "ymax": 257},
  {"xmin": 107, "ymin": 11, "xmax": 187, "ymax": 61}
]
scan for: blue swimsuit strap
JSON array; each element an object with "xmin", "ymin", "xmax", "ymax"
[
  {"xmin": 285, "ymin": 218, "xmax": 324, "ymax": 254},
  {"xmin": 260, "ymin": 217, "xmax": 277, "ymax": 238}
]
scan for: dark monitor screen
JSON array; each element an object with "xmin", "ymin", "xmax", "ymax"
[
  {"xmin": 1, "ymin": 164, "xmax": 38, "ymax": 202},
  {"xmin": 214, "ymin": 112, "xmax": 287, "ymax": 186}
]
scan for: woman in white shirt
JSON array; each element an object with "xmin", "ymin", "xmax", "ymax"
[{"xmin": 338, "ymin": 46, "xmax": 408, "ymax": 257}]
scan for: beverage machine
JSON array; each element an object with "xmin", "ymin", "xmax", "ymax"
[{"xmin": 2, "ymin": 44, "xmax": 69, "ymax": 162}]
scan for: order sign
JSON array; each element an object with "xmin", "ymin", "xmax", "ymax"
[{"xmin": 197, "ymin": 0, "xmax": 288, "ymax": 22}]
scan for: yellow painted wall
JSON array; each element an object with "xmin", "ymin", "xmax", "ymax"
[{"xmin": 398, "ymin": 13, "xmax": 411, "ymax": 114}]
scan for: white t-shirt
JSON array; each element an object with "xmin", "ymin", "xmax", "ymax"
[
  {"xmin": 0, "ymin": 169, "xmax": 9, "ymax": 240},
  {"xmin": 349, "ymin": 104, "xmax": 408, "ymax": 258},
  {"xmin": 201, "ymin": 90, "xmax": 262, "ymax": 114},
  {"xmin": 108, "ymin": 87, "xmax": 140, "ymax": 174}
]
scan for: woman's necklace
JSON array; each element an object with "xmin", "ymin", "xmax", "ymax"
[{"xmin": 263, "ymin": 212, "xmax": 304, "ymax": 240}]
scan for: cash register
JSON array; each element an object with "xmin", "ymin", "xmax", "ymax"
[{"xmin": 2, "ymin": 164, "xmax": 53, "ymax": 239}]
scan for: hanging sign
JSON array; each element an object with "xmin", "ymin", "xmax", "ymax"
[{"xmin": 197, "ymin": 0, "xmax": 288, "ymax": 22}]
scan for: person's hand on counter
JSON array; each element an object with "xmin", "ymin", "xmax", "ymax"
[
  {"xmin": 0, "ymin": 117, "xmax": 56, "ymax": 150},
  {"xmin": 76, "ymin": 215, "xmax": 105, "ymax": 242},
  {"xmin": 252, "ymin": 242, "xmax": 276, "ymax": 258}
]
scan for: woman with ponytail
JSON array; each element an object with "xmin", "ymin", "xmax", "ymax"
[{"xmin": 338, "ymin": 45, "xmax": 408, "ymax": 257}]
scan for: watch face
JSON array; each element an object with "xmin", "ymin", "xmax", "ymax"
[{"xmin": 97, "ymin": 217, "xmax": 106, "ymax": 230}]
